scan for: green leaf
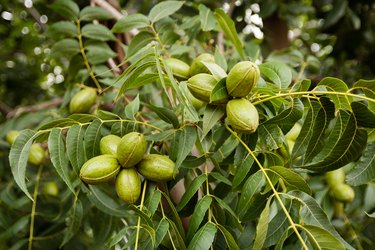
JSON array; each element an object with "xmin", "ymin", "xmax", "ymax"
[
  {"xmin": 61, "ymin": 199, "xmax": 83, "ymax": 247},
  {"xmin": 353, "ymin": 79, "xmax": 375, "ymax": 112},
  {"xmin": 216, "ymin": 224, "xmax": 240, "ymax": 250},
  {"xmin": 48, "ymin": 128, "xmax": 76, "ymax": 193},
  {"xmin": 128, "ymin": 205, "xmax": 153, "ymax": 227},
  {"xmin": 253, "ymin": 198, "xmax": 272, "ymax": 250},
  {"xmin": 125, "ymin": 73, "xmax": 161, "ymax": 90},
  {"xmin": 68, "ymin": 113, "xmax": 97, "ymax": 123},
  {"xmin": 264, "ymin": 99, "xmax": 304, "ymax": 133},
  {"xmin": 201, "ymin": 61, "xmax": 227, "ymax": 81},
  {"xmin": 233, "ymin": 153, "xmax": 254, "ymax": 189},
  {"xmin": 214, "ymin": 47, "xmax": 228, "ymax": 71},
  {"xmin": 199, "ymin": 4, "xmax": 216, "ymax": 31},
  {"xmin": 302, "ymin": 110, "xmax": 368, "ymax": 172},
  {"xmin": 38, "ymin": 118, "xmax": 79, "ymax": 130},
  {"xmin": 322, "ymin": 0, "xmax": 347, "ymax": 29},
  {"xmin": 258, "ymin": 124, "xmax": 283, "ymax": 150},
  {"xmin": 303, "ymin": 224, "xmax": 345, "ymax": 250},
  {"xmin": 66, "ymin": 125, "xmax": 86, "ymax": 176},
  {"xmin": 9, "ymin": 130, "xmax": 39, "ymax": 200},
  {"xmin": 292, "ymin": 99, "xmax": 335, "ymax": 161},
  {"xmin": 50, "ymin": 38, "xmax": 80, "ymax": 59},
  {"xmin": 148, "ymin": 1, "xmax": 185, "ymax": 23},
  {"xmin": 81, "ymin": 24, "xmax": 116, "ymax": 41},
  {"xmin": 155, "ymin": 218, "xmax": 169, "ymax": 247},
  {"xmin": 210, "ymin": 77, "xmax": 229, "ymax": 104},
  {"xmin": 264, "ymin": 200, "xmax": 294, "ymax": 247},
  {"xmin": 259, "ymin": 61, "xmax": 292, "ymax": 89},
  {"xmin": 145, "ymin": 189, "xmax": 161, "ymax": 216},
  {"xmin": 160, "ymin": 191, "xmax": 186, "ymax": 239},
  {"xmin": 107, "ymin": 227, "xmax": 129, "ymax": 247},
  {"xmin": 177, "ymin": 174, "xmax": 206, "ymax": 211},
  {"xmin": 0, "ymin": 216, "xmax": 29, "ymax": 241},
  {"xmin": 212, "ymin": 134, "xmax": 239, "ymax": 163},
  {"xmin": 286, "ymin": 191, "xmax": 354, "ymax": 250},
  {"xmin": 86, "ymin": 42, "xmax": 116, "ymax": 65},
  {"xmin": 124, "ymin": 94, "xmax": 140, "ymax": 119},
  {"xmin": 351, "ymin": 101, "xmax": 375, "ymax": 128},
  {"xmin": 213, "ymin": 196, "xmax": 242, "ymax": 227},
  {"xmin": 127, "ymin": 31, "xmax": 155, "ymax": 57},
  {"xmin": 315, "ymin": 77, "xmax": 352, "ymax": 112},
  {"xmin": 209, "ymin": 172, "xmax": 231, "ymax": 185},
  {"xmin": 346, "ymin": 141, "xmax": 375, "ymax": 186},
  {"xmin": 79, "ymin": 6, "xmax": 112, "ymax": 21},
  {"xmin": 186, "ymin": 195, "xmax": 212, "ymax": 241},
  {"xmin": 112, "ymin": 13, "xmax": 150, "ymax": 33},
  {"xmin": 268, "ymin": 166, "xmax": 311, "ymax": 194},
  {"xmin": 187, "ymin": 222, "xmax": 217, "ymax": 250},
  {"xmin": 214, "ymin": 9, "xmax": 245, "ymax": 59},
  {"xmin": 47, "ymin": 21, "xmax": 77, "ymax": 37},
  {"xmin": 116, "ymin": 61, "xmax": 156, "ymax": 97},
  {"xmin": 174, "ymin": 126, "xmax": 197, "ymax": 168},
  {"xmin": 85, "ymin": 185, "xmax": 128, "ymax": 217},
  {"xmin": 202, "ymin": 105, "xmax": 225, "ymax": 139},
  {"xmin": 49, "ymin": 0, "xmax": 79, "ymax": 20},
  {"xmin": 149, "ymin": 104, "xmax": 180, "ymax": 129},
  {"xmin": 237, "ymin": 171, "xmax": 265, "ymax": 218},
  {"xmin": 84, "ymin": 119, "xmax": 103, "ymax": 159},
  {"xmin": 165, "ymin": 218, "xmax": 187, "ymax": 249}
]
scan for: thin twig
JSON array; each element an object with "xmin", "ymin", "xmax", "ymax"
[
  {"xmin": 28, "ymin": 165, "xmax": 44, "ymax": 250},
  {"xmin": 6, "ymin": 98, "xmax": 63, "ymax": 118},
  {"xmin": 93, "ymin": 0, "xmax": 124, "ymax": 20}
]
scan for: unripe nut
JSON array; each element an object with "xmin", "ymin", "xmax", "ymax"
[
  {"xmin": 187, "ymin": 73, "xmax": 217, "ymax": 102},
  {"xmin": 117, "ymin": 132, "xmax": 147, "ymax": 168},
  {"xmin": 226, "ymin": 61, "xmax": 260, "ymax": 97},
  {"xmin": 330, "ymin": 183, "xmax": 355, "ymax": 203},
  {"xmin": 285, "ymin": 123, "xmax": 302, "ymax": 141},
  {"xmin": 325, "ymin": 168, "xmax": 345, "ymax": 187},
  {"xmin": 189, "ymin": 53, "xmax": 215, "ymax": 76},
  {"xmin": 5, "ymin": 130, "xmax": 20, "ymax": 145},
  {"xmin": 69, "ymin": 87, "xmax": 97, "ymax": 114},
  {"xmin": 42, "ymin": 181, "xmax": 59, "ymax": 196},
  {"xmin": 28, "ymin": 144, "xmax": 46, "ymax": 166},
  {"xmin": 226, "ymin": 98, "xmax": 259, "ymax": 134},
  {"xmin": 137, "ymin": 154, "xmax": 178, "ymax": 182},
  {"xmin": 79, "ymin": 154, "xmax": 120, "ymax": 184},
  {"xmin": 100, "ymin": 135, "xmax": 121, "ymax": 156},
  {"xmin": 164, "ymin": 58, "xmax": 190, "ymax": 79},
  {"xmin": 115, "ymin": 168, "xmax": 141, "ymax": 204}
]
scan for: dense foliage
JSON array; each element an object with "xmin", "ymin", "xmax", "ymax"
[{"xmin": 1, "ymin": 0, "xmax": 375, "ymax": 249}]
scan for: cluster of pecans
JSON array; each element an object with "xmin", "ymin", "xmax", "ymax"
[
  {"xmin": 165, "ymin": 53, "xmax": 260, "ymax": 134},
  {"xmin": 79, "ymin": 132, "xmax": 178, "ymax": 204}
]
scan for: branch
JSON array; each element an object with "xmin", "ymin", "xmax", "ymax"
[
  {"xmin": 217, "ymin": 0, "xmax": 236, "ymax": 52},
  {"xmin": 93, "ymin": 0, "xmax": 124, "ymax": 20},
  {"xmin": 6, "ymin": 98, "xmax": 63, "ymax": 118}
]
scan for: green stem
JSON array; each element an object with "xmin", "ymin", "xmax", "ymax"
[
  {"xmin": 149, "ymin": 24, "xmax": 170, "ymax": 58},
  {"xmin": 135, "ymin": 180, "xmax": 147, "ymax": 250},
  {"xmin": 76, "ymin": 20, "xmax": 102, "ymax": 92},
  {"xmin": 159, "ymin": 193, "xmax": 177, "ymax": 250},
  {"xmin": 204, "ymin": 163, "xmax": 212, "ymax": 223},
  {"xmin": 290, "ymin": 62, "xmax": 307, "ymax": 91},
  {"xmin": 343, "ymin": 213, "xmax": 363, "ymax": 250},
  {"xmin": 252, "ymin": 90, "xmax": 375, "ymax": 105},
  {"xmin": 225, "ymin": 125, "xmax": 309, "ymax": 250},
  {"xmin": 28, "ymin": 164, "xmax": 44, "ymax": 250}
]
